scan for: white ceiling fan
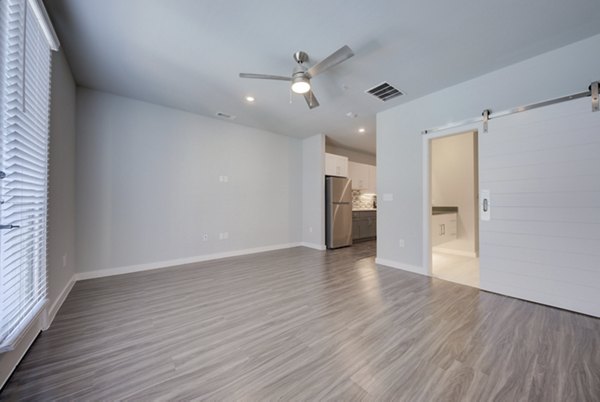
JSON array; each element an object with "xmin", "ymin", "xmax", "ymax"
[{"xmin": 239, "ymin": 45, "xmax": 354, "ymax": 109}]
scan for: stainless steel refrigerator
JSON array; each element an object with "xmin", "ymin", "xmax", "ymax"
[{"xmin": 326, "ymin": 176, "xmax": 352, "ymax": 249}]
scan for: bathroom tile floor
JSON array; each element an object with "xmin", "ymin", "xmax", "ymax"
[{"xmin": 432, "ymin": 251, "xmax": 479, "ymax": 288}]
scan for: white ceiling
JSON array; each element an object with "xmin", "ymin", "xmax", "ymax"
[{"xmin": 45, "ymin": 0, "xmax": 600, "ymax": 155}]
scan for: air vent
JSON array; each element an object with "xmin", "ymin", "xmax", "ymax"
[
  {"xmin": 216, "ymin": 112, "xmax": 236, "ymax": 120},
  {"xmin": 366, "ymin": 82, "xmax": 403, "ymax": 102}
]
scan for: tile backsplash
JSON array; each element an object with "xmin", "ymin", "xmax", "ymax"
[{"xmin": 352, "ymin": 190, "xmax": 377, "ymax": 210}]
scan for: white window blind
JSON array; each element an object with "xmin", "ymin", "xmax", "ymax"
[{"xmin": 0, "ymin": 0, "xmax": 57, "ymax": 352}]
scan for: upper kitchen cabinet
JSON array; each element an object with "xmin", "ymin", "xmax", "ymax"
[
  {"xmin": 348, "ymin": 161, "xmax": 369, "ymax": 190},
  {"xmin": 325, "ymin": 153, "xmax": 349, "ymax": 177},
  {"xmin": 348, "ymin": 161, "xmax": 376, "ymax": 193},
  {"xmin": 368, "ymin": 164, "xmax": 376, "ymax": 194}
]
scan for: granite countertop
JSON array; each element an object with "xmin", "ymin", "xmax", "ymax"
[
  {"xmin": 353, "ymin": 208, "xmax": 377, "ymax": 212},
  {"xmin": 432, "ymin": 206, "xmax": 458, "ymax": 215}
]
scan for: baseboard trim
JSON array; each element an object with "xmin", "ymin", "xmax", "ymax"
[
  {"xmin": 1, "ymin": 274, "xmax": 77, "ymax": 387},
  {"xmin": 75, "ymin": 242, "xmax": 303, "ymax": 281},
  {"xmin": 42, "ymin": 275, "xmax": 76, "ymax": 331},
  {"xmin": 0, "ymin": 311, "xmax": 43, "ymax": 389},
  {"xmin": 375, "ymin": 258, "xmax": 426, "ymax": 276},
  {"xmin": 300, "ymin": 242, "xmax": 326, "ymax": 251},
  {"xmin": 432, "ymin": 247, "xmax": 478, "ymax": 258}
]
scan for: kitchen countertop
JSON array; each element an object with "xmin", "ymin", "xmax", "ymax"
[
  {"xmin": 432, "ymin": 206, "xmax": 458, "ymax": 215},
  {"xmin": 353, "ymin": 208, "xmax": 377, "ymax": 212}
]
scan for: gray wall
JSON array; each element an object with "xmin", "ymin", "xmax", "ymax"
[
  {"xmin": 75, "ymin": 88, "xmax": 302, "ymax": 273},
  {"xmin": 377, "ymin": 33, "xmax": 600, "ymax": 272},
  {"xmin": 47, "ymin": 49, "xmax": 77, "ymax": 302},
  {"xmin": 302, "ymin": 134, "xmax": 325, "ymax": 248},
  {"xmin": 326, "ymin": 144, "xmax": 376, "ymax": 166}
]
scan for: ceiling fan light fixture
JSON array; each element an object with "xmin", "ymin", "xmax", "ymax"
[
  {"xmin": 239, "ymin": 45, "xmax": 354, "ymax": 109},
  {"xmin": 291, "ymin": 76, "xmax": 311, "ymax": 94}
]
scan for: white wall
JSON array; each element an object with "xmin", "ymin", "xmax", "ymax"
[
  {"xmin": 377, "ymin": 33, "xmax": 600, "ymax": 273},
  {"xmin": 47, "ymin": 50, "xmax": 77, "ymax": 306},
  {"xmin": 326, "ymin": 144, "xmax": 376, "ymax": 166},
  {"xmin": 75, "ymin": 88, "xmax": 302, "ymax": 274},
  {"xmin": 1, "ymin": 49, "xmax": 77, "ymax": 387},
  {"xmin": 302, "ymin": 134, "xmax": 325, "ymax": 249},
  {"xmin": 431, "ymin": 131, "xmax": 477, "ymax": 256}
]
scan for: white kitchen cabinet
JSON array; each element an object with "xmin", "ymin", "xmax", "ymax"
[
  {"xmin": 348, "ymin": 161, "xmax": 376, "ymax": 192},
  {"xmin": 348, "ymin": 161, "xmax": 369, "ymax": 190},
  {"xmin": 325, "ymin": 153, "xmax": 349, "ymax": 177},
  {"xmin": 367, "ymin": 165, "xmax": 377, "ymax": 194},
  {"xmin": 431, "ymin": 213, "xmax": 457, "ymax": 246}
]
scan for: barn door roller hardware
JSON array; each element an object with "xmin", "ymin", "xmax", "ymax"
[
  {"xmin": 482, "ymin": 109, "xmax": 491, "ymax": 133},
  {"xmin": 421, "ymin": 80, "xmax": 600, "ymax": 135}
]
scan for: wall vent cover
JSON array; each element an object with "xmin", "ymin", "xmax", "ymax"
[
  {"xmin": 365, "ymin": 82, "xmax": 403, "ymax": 101},
  {"xmin": 216, "ymin": 112, "xmax": 236, "ymax": 120}
]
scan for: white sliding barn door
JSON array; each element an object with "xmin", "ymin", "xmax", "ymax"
[{"xmin": 479, "ymin": 97, "xmax": 600, "ymax": 317}]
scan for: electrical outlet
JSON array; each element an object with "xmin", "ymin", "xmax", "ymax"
[
  {"xmin": 62, "ymin": 253, "xmax": 67, "ymax": 267},
  {"xmin": 219, "ymin": 232, "xmax": 223, "ymax": 240},
  {"xmin": 223, "ymin": 176, "xmax": 228, "ymax": 183},
  {"xmin": 202, "ymin": 234, "xmax": 208, "ymax": 241},
  {"xmin": 398, "ymin": 239, "xmax": 405, "ymax": 248},
  {"xmin": 308, "ymin": 226, "xmax": 313, "ymax": 233},
  {"xmin": 223, "ymin": 232, "xmax": 229, "ymax": 239}
]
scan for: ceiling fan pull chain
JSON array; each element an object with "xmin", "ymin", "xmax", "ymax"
[{"xmin": 289, "ymin": 88, "xmax": 293, "ymax": 104}]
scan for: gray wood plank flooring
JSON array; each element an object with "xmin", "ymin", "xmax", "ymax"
[{"xmin": 2, "ymin": 241, "xmax": 599, "ymax": 400}]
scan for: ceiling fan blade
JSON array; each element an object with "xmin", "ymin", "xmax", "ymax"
[
  {"xmin": 303, "ymin": 90, "xmax": 320, "ymax": 109},
  {"xmin": 239, "ymin": 73, "xmax": 291, "ymax": 81},
  {"xmin": 306, "ymin": 45, "xmax": 354, "ymax": 78}
]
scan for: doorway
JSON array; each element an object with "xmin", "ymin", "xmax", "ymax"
[{"xmin": 428, "ymin": 130, "xmax": 479, "ymax": 288}]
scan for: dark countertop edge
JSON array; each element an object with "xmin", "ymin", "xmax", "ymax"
[{"xmin": 432, "ymin": 206, "xmax": 458, "ymax": 215}]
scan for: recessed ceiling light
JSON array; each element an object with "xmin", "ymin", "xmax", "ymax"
[
  {"xmin": 358, "ymin": 128, "xmax": 366, "ymax": 134},
  {"xmin": 245, "ymin": 96, "xmax": 255, "ymax": 102}
]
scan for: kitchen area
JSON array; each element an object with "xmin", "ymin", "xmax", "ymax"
[{"xmin": 324, "ymin": 149, "xmax": 376, "ymax": 251}]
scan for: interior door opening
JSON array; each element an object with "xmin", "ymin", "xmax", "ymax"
[{"xmin": 429, "ymin": 130, "xmax": 479, "ymax": 288}]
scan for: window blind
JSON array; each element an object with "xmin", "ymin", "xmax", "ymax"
[{"xmin": 0, "ymin": 0, "xmax": 56, "ymax": 352}]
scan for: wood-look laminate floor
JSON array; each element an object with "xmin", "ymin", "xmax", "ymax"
[{"xmin": 2, "ymin": 241, "xmax": 599, "ymax": 401}]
